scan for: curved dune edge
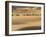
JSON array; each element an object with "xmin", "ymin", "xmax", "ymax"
[
  {"xmin": 17, "ymin": 26, "xmax": 41, "ymax": 31},
  {"xmin": 12, "ymin": 16, "xmax": 41, "ymax": 31},
  {"xmin": 12, "ymin": 21, "xmax": 41, "ymax": 31}
]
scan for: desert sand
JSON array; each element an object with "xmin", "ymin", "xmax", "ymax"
[{"xmin": 12, "ymin": 7, "xmax": 41, "ymax": 31}]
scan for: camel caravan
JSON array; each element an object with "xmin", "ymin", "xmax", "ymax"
[{"xmin": 12, "ymin": 6, "xmax": 41, "ymax": 31}]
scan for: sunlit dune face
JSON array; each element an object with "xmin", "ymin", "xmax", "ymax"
[{"xmin": 12, "ymin": 6, "xmax": 41, "ymax": 31}]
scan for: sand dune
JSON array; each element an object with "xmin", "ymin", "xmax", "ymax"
[
  {"xmin": 12, "ymin": 16, "xmax": 41, "ymax": 31},
  {"xmin": 12, "ymin": 7, "xmax": 41, "ymax": 31}
]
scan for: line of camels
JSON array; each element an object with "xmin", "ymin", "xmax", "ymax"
[{"xmin": 12, "ymin": 7, "xmax": 41, "ymax": 31}]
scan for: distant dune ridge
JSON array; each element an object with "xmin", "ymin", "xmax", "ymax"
[
  {"xmin": 12, "ymin": 6, "xmax": 41, "ymax": 16},
  {"xmin": 12, "ymin": 6, "xmax": 41, "ymax": 31}
]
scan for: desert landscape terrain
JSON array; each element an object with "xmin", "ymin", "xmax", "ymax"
[{"xmin": 12, "ymin": 6, "xmax": 41, "ymax": 31}]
